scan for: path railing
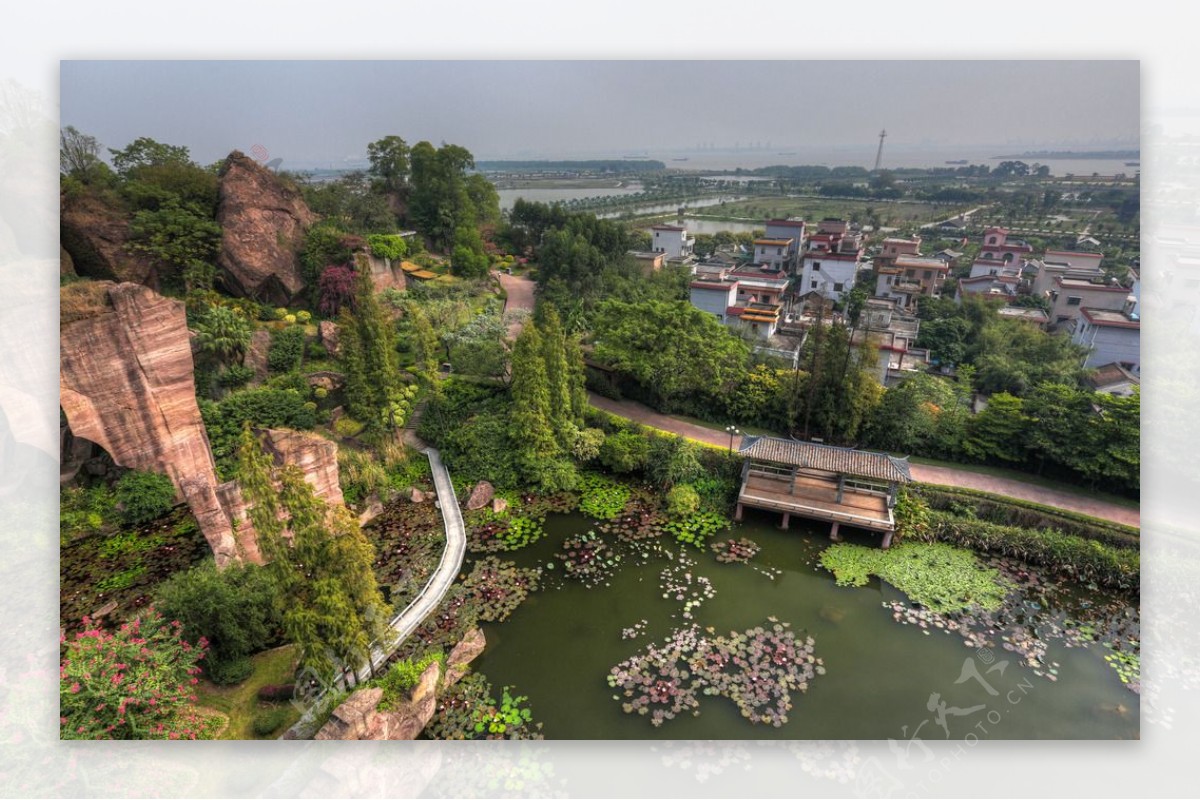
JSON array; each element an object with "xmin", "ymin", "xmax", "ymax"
[{"xmin": 281, "ymin": 445, "xmax": 466, "ymax": 738}]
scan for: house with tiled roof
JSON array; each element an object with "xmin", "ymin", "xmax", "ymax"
[{"xmin": 1071, "ymin": 306, "xmax": 1140, "ymax": 372}]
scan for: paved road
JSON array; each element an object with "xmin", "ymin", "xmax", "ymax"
[
  {"xmin": 588, "ymin": 392, "xmax": 1139, "ymax": 529},
  {"xmin": 355, "ymin": 446, "xmax": 466, "ymax": 682},
  {"xmin": 493, "ymin": 270, "xmax": 536, "ymax": 340}
]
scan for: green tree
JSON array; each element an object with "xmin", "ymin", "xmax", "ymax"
[
  {"xmin": 409, "ymin": 304, "xmax": 440, "ymax": 383},
  {"xmin": 538, "ymin": 304, "xmax": 575, "ymax": 444},
  {"xmin": 60, "ymin": 125, "xmax": 113, "ymax": 185},
  {"xmin": 964, "ymin": 392, "xmax": 1028, "ymax": 464},
  {"xmin": 236, "ymin": 426, "xmax": 392, "ymax": 681},
  {"xmin": 194, "ymin": 304, "xmax": 252, "ymax": 367},
  {"xmin": 509, "ymin": 324, "xmax": 563, "ymax": 487},
  {"xmin": 109, "ymin": 136, "xmax": 192, "ymax": 178},
  {"xmin": 591, "ymin": 299, "xmax": 750, "ymax": 410},
  {"xmin": 127, "ymin": 197, "xmax": 222, "ymax": 291},
  {"xmin": 366, "ymin": 135, "xmax": 411, "ymax": 195},
  {"xmin": 114, "ymin": 470, "xmax": 178, "ymax": 524},
  {"xmin": 339, "ymin": 270, "xmax": 403, "ymax": 432},
  {"xmin": 154, "ymin": 561, "xmax": 282, "ymax": 685},
  {"xmin": 598, "ymin": 429, "xmax": 650, "ymax": 473}
]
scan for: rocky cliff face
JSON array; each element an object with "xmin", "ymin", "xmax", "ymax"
[
  {"xmin": 216, "ymin": 151, "xmax": 317, "ymax": 305},
  {"xmin": 60, "ymin": 281, "xmax": 241, "ymax": 563},
  {"xmin": 59, "ymin": 282, "xmax": 346, "ymax": 566},
  {"xmin": 60, "ymin": 191, "xmax": 158, "ymax": 286}
]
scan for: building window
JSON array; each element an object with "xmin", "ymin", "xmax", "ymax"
[
  {"xmin": 1067, "ymin": 296, "xmax": 1082, "ymax": 306},
  {"xmin": 810, "ymin": 280, "xmax": 818, "ymax": 289},
  {"xmin": 924, "ymin": 270, "xmax": 933, "ymax": 280},
  {"xmin": 777, "ymin": 248, "xmax": 783, "ymax": 255},
  {"xmin": 834, "ymin": 282, "xmax": 844, "ymax": 292},
  {"xmin": 812, "ymin": 262, "xmax": 821, "ymax": 271}
]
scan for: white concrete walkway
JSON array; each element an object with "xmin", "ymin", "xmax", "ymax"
[{"xmin": 354, "ymin": 445, "xmax": 466, "ymax": 682}]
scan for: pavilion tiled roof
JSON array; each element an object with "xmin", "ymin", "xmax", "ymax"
[{"xmin": 738, "ymin": 436, "xmax": 912, "ymax": 482}]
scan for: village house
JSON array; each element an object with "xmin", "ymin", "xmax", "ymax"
[
  {"xmin": 1029, "ymin": 250, "xmax": 1106, "ymax": 296},
  {"xmin": 1047, "ymin": 276, "xmax": 1131, "ymax": 327},
  {"xmin": 1085, "ymin": 362, "xmax": 1140, "ymax": 397},
  {"xmin": 626, "ymin": 250, "xmax": 665, "ymax": 273},
  {"xmin": 854, "ymin": 298, "xmax": 932, "ymax": 385},
  {"xmin": 799, "ymin": 219, "xmax": 862, "ymax": 303},
  {"xmin": 763, "ymin": 218, "xmax": 807, "ymax": 272},
  {"xmin": 996, "ymin": 306, "xmax": 1050, "ymax": 326},
  {"xmin": 875, "ymin": 235, "xmax": 922, "ymax": 267},
  {"xmin": 977, "ymin": 226, "xmax": 1034, "ymax": 269},
  {"xmin": 753, "ymin": 237, "xmax": 797, "ymax": 272},
  {"xmin": 955, "ymin": 273, "xmax": 1020, "ymax": 303},
  {"xmin": 650, "ymin": 224, "xmax": 695, "ymax": 259},
  {"xmin": 1070, "ymin": 306, "xmax": 1141, "ymax": 373}
]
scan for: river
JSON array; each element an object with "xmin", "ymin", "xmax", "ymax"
[{"xmin": 471, "ymin": 509, "xmax": 1138, "ymax": 740}]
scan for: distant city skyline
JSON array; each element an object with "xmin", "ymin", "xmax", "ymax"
[{"xmin": 61, "ymin": 61, "xmax": 1138, "ymax": 170}]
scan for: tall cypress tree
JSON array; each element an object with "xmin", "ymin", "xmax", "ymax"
[
  {"xmin": 510, "ymin": 323, "xmax": 558, "ymax": 468},
  {"xmin": 235, "ymin": 427, "xmax": 392, "ymax": 681},
  {"xmin": 339, "ymin": 269, "xmax": 403, "ymax": 432},
  {"xmin": 564, "ymin": 330, "xmax": 589, "ymax": 423},
  {"xmin": 538, "ymin": 304, "xmax": 573, "ymax": 445},
  {"xmin": 409, "ymin": 304, "xmax": 439, "ymax": 383}
]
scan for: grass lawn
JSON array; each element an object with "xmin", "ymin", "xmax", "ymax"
[
  {"xmin": 692, "ymin": 196, "xmax": 973, "ymax": 226},
  {"xmin": 196, "ymin": 645, "xmax": 301, "ymax": 740},
  {"xmin": 906, "ymin": 455, "xmax": 1140, "ymax": 510}
]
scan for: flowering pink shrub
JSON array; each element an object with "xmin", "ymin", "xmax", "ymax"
[{"xmin": 60, "ymin": 606, "xmax": 212, "ymax": 740}]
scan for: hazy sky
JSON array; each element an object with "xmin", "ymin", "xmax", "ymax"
[{"xmin": 60, "ymin": 61, "xmax": 1139, "ymax": 168}]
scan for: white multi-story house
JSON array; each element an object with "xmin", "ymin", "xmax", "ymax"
[
  {"xmin": 650, "ymin": 224, "xmax": 695, "ymax": 259},
  {"xmin": 800, "ymin": 251, "xmax": 859, "ymax": 302},
  {"xmin": 1047, "ymin": 277, "xmax": 1131, "ymax": 327},
  {"xmin": 763, "ymin": 219, "xmax": 806, "ymax": 271},
  {"xmin": 753, "ymin": 237, "xmax": 796, "ymax": 272},
  {"xmin": 1071, "ymin": 306, "xmax": 1140, "ymax": 373}
]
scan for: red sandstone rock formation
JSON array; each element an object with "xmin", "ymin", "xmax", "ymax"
[
  {"xmin": 60, "ymin": 282, "xmax": 347, "ymax": 566},
  {"xmin": 60, "ymin": 191, "xmax": 158, "ymax": 286},
  {"xmin": 215, "ymin": 151, "xmax": 316, "ymax": 305}
]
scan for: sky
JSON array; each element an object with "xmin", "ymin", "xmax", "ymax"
[{"xmin": 60, "ymin": 61, "xmax": 1139, "ymax": 169}]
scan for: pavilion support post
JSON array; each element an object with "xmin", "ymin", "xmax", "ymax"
[
  {"xmin": 881, "ymin": 530, "xmax": 894, "ymax": 549},
  {"xmin": 789, "ymin": 466, "xmax": 798, "ymax": 495},
  {"xmin": 836, "ymin": 474, "xmax": 846, "ymax": 504},
  {"xmin": 734, "ymin": 503, "xmax": 744, "ymax": 522},
  {"xmin": 888, "ymin": 482, "xmax": 899, "ymax": 507},
  {"xmin": 779, "ymin": 512, "xmax": 790, "ymax": 530},
  {"xmin": 830, "ymin": 521, "xmax": 841, "ymax": 542}
]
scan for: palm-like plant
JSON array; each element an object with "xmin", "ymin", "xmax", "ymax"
[{"xmin": 195, "ymin": 304, "xmax": 252, "ymax": 366}]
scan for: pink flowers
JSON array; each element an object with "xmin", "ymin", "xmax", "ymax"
[{"xmin": 69, "ymin": 682, "xmax": 81, "ymax": 694}]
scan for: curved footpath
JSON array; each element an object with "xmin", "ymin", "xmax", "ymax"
[
  {"xmin": 355, "ymin": 445, "xmax": 466, "ymax": 682},
  {"xmin": 588, "ymin": 392, "xmax": 1139, "ymax": 529}
]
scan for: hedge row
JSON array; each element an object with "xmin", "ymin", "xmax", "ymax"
[
  {"xmin": 912, "ymin": 484, "xmax": 1139, "ymax": 548},
  {"xmin": 914, "ymin": 510, "xmax": 1139, "ymax": 594}
]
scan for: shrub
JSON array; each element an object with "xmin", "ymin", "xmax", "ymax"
[
  {"xmin": 296, "ymin": 310, "xmax": 312, "ymax": 324},
  {"xmin": 338, "ymin": 448, "xmax": 390, "ymax": 506},
  {"xmin": 368, "ymin": 233, "xmax": 408, "ymax": 261},
  {"xmin": 577, "ymin": 473, "xmax": 631, "ymax": 521},
  {"xmin": 267, "ymin": 326, "xmax": 306, "ymax": 373},
  {"xmin": 216, "ymin": 363, "xmax": 254, "ymax": 389},
  {"xmin": 60, "ymin": 607, "xmax": 212, "ymax": 740},
  {"xmin": 599, "ymin": 430, "xmax": 650, "ymax": 474},
  {"xmin": 114, "ymin": 470, "xmax": 177, "ymax": 525},
  {"xmin": 257, "ymin": 683, "xmax": 297, "ymax": 702},
  {"xmin": 333, "ymin": 416, "xmax": 366, "ymax": 438},
  {"xmin": 154, "ymin": 562, "xmax": 283, "ymax": 685},
  {"xmin": 665, "ymin": 484, "xmax": 701, "ymax": 518},
  {"xmin": 313, "ymin": 387, "xmax": 329, "ymax": 400},
  {"xmin": 376, "ymin": 652, "xmax": 445, "ymax": 711},
  {"xmin": 252, "ymin": 708, "xmax": 288, "ymax": 737},
  {"xmin": 60, "ymin": 484, "xmax": 116, "ymax": 541},
  {"xmin": 200, "ymin": 387, "xmax": 317, "ymax": 477}
]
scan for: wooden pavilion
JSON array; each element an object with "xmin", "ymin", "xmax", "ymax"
[{"xmin": 734, "ymin": 435, "xmax": 912, "ymax": 548}]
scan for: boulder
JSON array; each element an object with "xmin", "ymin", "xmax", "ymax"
[
  {"xmin": 314, "ymin": 687, "xmax": 384, "ymax": 741},
  {"xmin": 466, "ymin": 481, "xmax": 494, "ymax": 511},
  {"xmin": 319, "ymin": 320, "xmax": 341, "ymax": 357},
  {"xmin": 491, "ymin": 497, "xmax": 508, "ymax": 514},
  {"xmin": 215, "ymin": 151, "xmax": 316, "ymax": 305},
  {"xmin": 383, "ymin": 661, "xmax": 440, "ymax": 740},
  {"xmin": 408, "ymin": 487, "xmax": 427, "ymax": 504},
  {"xmin": 358, "ymin": 494, "xmax": 385, "ymax": 527},
  {"xmin": 60, "ymin": 245, "xmax": 76, "ymax": 277},
  {"xmin": 444, "ymin": 627, "xmax": 486, "ymax": 687},
  {"xmin": 245, "ymin": 329, "xmax": 271, "ymax": 385},
  {"xmin": 307, "ymin": 371, "xmax": 345, "ymax": 392},
  {"xmin": 60, "ymin": 191, "xmax": 158, "ymax": 286}
]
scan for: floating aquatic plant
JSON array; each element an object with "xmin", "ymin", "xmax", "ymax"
[
  {"xmin": 820, "ymin": 542, "xmax": 1011, "ymax": 613},
  {"xmin": 577, "ymin": 473, "xmax": 632, "ymax": 521},
  {"xmin": 556, "ymin": 530, "xmax": 620, "ymax": 587},
  {"xmin": 711, "ymin": 538, "xmax": 761, "ymax": 564},
  {"xmin": 662, "ymin": 511, "xmax": 730, "ymax": 551},
  {"xmin": 461, "ymin": 556, "xmax": 542, "ymax": 623}
]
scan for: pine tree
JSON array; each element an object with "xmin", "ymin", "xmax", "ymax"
[
  {"xmin": 338, "ymin": 270, "xmax": 404, "ymax": 433},
  {"xmin": 564, "ymin": 330, "xmax": 589, "ymax": 423},
  {"xmin": 235, "ymin": 427, "xmax": 392, "ymax": 681}
]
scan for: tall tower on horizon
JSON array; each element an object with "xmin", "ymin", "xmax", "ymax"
[{"xmin": 873, "ymin": 129, "xmax": 887, "ymax": 172}]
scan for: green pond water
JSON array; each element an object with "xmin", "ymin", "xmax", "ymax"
[{"xmin": 470, "ymin": 508, "xmax": 1139, "ymax": 740}]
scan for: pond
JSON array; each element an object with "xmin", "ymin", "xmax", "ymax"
[{"xmin": 470, "ymin": 509, "xmax": 1139, "ymax": 740}]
